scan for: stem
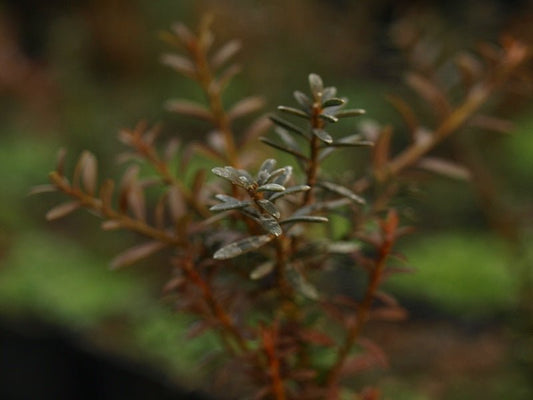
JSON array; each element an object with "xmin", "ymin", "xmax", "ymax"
[
  {"xmin": 326, "ymin": 232, "xmax": 394, "ymax": 394},
  {"xmin": 303, "ymin": 103, "xmax": 324, "ymax": 205},
  {"xmin": 261, "ymin": 324, "xmax": 286, "ymax": 400},
  {"xmin": 191, "ymin": 41, "xmax": 239, "ymax": 167}
]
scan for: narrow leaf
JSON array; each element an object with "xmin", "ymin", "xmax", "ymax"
[
  {"xmin": 319, "ymin": 113, "xmax": 338, "ymax": 123},
  {"xmin": 258, "ymin": 215, "xmax": 282, "ymax": 236},
  {"xmin": 319, "ymin": 181, "xmax": 365, "ymax": 204},
  {"xmin": 372, "ymin": 126, "xmax": 393, "ymax": 170},
  {"xmin": 277, "ymin": 105, "xmax": 309, "ymax": 119},
  {"xmin": 308, "ymin": 73, "xmax": 324, "ymax": 98},
  {"xmin": 168, "ymin": 186, "xmax": 186, "ymax": 221},
  {"xmin": 99, "ymin": 179, "xmax": 115, "ymax": 212},
  {"xmin": 322, "ymin": 86, "xmax": 337, "ymax": 100},
  {"xmin": 293, "ymin": 90, "xmax": 311, "ymax": 108},
  {"xmin": 161, "ymin": 53, "xmax": 195, "ymax": 77},
  {"xmin": 211, "ymin": 39, "xmax": 241, "ymax": 69},
  {"xmin": 111, "ymin": 241, "xmax": 167, "ymax": 269},
  {"xmin": 171, "ymin": 22, "xmax": 195, "ymax": 46},
  {"xmin": 213, "ymin": 234, "xmax": 274, "ymax": 260},
  {"xmin": 250, "ymin": 261, "xmax": 275, "ymax": 280},
  {"xmin": 56, "ymin": 148, "xmax": 67, "ymax": 176},
  {"xmin": 210, "ymin": 200, "xmax": 251, "ymax": 212},
  {"xmin": 101, "ymin": 220, "xmax": 122, "ymax": 231},
  {"xmin": 259, "ymin": 137, "xmax": 308, "ymax": 161},
  {"xmin": 269, "ymin": 184, "xmax": 310, "ymax": 201},
  {"xmin": 312, "ymin": 129, "xmax": 333, "ymax": 144},
  {"xmin": 289, "ymin": 267, "xmax": 319, "ymax": 300},
  {"xmin": 257, "ymin": 199, "xmax": 280, "ymax": 218},
  {"xmin": 257, "ymin": 183, "xmax": 286, "ymax": 192},
  {"xmin": 280, "ymin": 215, "xmax": 328, "ymax": 224},
  {"xmin": 416, "ymin": 157, "xmax": 472, "ymax": 180},
  {"xmin": 322, "ymin": 98, "xmax": 345, "ymax": 108},
  {"xmin": 269, "ymin": 115, "xmax": 309, "ymax": 139},
  {"xmin": 127, "ymin": 184, "xmax": 146, "ymax": 221},
  {"xmin": 28, "ymin": 184, "xmax": 56, "ymax": 196},
  {"xmin": 166, "ymin": 99, "xmax": 213, "ymax": 121},
  {"xmin": 46, "ymin": 201, "xmax": 80, "ymax": 221},
  {"xmin": 334, "ymin": 108, "xmax": 366, "ymax": 118},
  {"xmin": 228, "ymin": 96, "xmax": 264, "ymax": 120},
  {"xmin": 80, "ymin": 151, "xmax": 98, "ymax": 195}
]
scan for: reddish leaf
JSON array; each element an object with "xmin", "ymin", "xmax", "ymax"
[
  {"xmin": 228, "ymin": 96, "xmax": 265, "ymax": 120},
  {"xmin": 110, "ymin": 241, "xmax": 167, "ymax": 269},
  {"xmin": 46, "ymin": 201, "xmax": 80, "ymax": 221}
]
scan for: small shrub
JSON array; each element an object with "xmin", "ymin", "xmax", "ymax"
[{"xmin": 37, "ymin": 15, "xmax": 529, "ymax": 400}]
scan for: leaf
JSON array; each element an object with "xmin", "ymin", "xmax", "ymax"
[
  {"xmin": 271, "ymin": 166, "xmax": 292, "ymax": 186},
  {"xmin": 161, "ymin": 53, "xmax": 195, "ymax": 77},
  {"xmin": 28, "ymin": 184, "xmax": 57, "ymax": 196},
  {"xmin": 211, "ymin": 166, "xmax": 253, "ymax": 187},
  {"xmin": 277, "ymin": 105, "xmax": 309, "ymax": 119},
  {"xmin": 127, "ymin": 184, "xmax": 146, "ymax": 221},
  {"xmin": 269, "ymin": 115, "xmax": 309, "ymax": 139},
  {"xmin": 46, "ymin": 201, "xmax": 80, "ymax": 221},
  {"xmin": 258, "ymin": 215, "xmax": 282, "ymax": 236},
  {"xmin": 165, "ymin": 99, "xmax": 213, "ymax": 121},
  {"xmin": 406, "ymin": 72, "xmax": 451, "ymax": 119},
  {"xmin": 322, "ymin": 86, "xmax": 337, "ymax": 100},
  {"xmin": 214, "ymin": 64, "xmax": 241, "ymax": 92},
  {"xmin": 99, "ymin": 179, "xmax": 115, "ymax": 212},
  {"xmin": 280, "ymin": 216, "xmax": 328, "ymax": 224},
  {"xmin": 80, "ymin": 151, "xmax": 98, "ymax": 195},
  {"xmin": 416, "ymin": 157, "xmax": 472, "ymax": 180},
  {"xmin": 299, "ymin": 329, "xmax": 335, "ymax": 347},
  {"xmin": 319, "ymin": 113, "xmax": 338, "ymax": 123},
  {"xmin": 293, "ymin": 90, "xmax": 311, "ymax": 108},
  {"xmin": 372, "ymin": 125, "xmax": 393, "ymax": 171},
  {"xmin": 257, "ymin": 199, "xmax": 280, "ymax": 218},
  {"xmin": 269, "ymin": 184, "xmax": 310, "ymax": 201},
  {"xmin": 308, "ymin": 73, "xmax": 324, "ymax": 99},
  {"xmin": 322, "ymin": 97, "xmax": 345, "ymax": 108},
  {"xmin": 319, "ymin": 181, "xmax": 365, "ymax": 204},
  {"xmin": 312, "ymin": 129, "xmax": 333, "ymax": 144},
  {"xmin": 326, "ymin": 241, "xmax": 361, "ymax": 253},
  {"xmin": 386, "ymin": 95, "xmax": 418, "ymax": 138},
  {"xmin": 259, "ymin": 137, "xmax": 308, "ymax": 161},
  {"xmin": 334, "ymin": 108, "xmax": 366, "ymax": 118},
  {"xmin": 55, "ymin": 148, "xmax": 67, "ymax": 176},
  {"xmin": 228, "ymin": 96, "xmax": 265, "ymax": 120},
  {"xmin": 288, "ymin": 266, "xmax": 319, "ymax": 300},
  {"xmin": 250, "ymin": 261, "xmax": 275, "ymax": 280},
  {"xmin": 171, "ymin": 22, "xmax": 195, "ymax": 46},
  {"xmin": 110, "ymin": 241, "xmax": 167, "ymax": 269},
  {"xmin": 213, "ymin": 234, "xmax": 274, "ymax": 260},
  {"xmin": 211, "ymin": 39, "xmax": 241, "ymax": 69},
  {"xmin": 101, "ymin": 220, "xmax": 122, "ymax": 231},
  {"xmin": 168, "ymin": 186, "xmax": 186, "ymax": 221},
  {"xmin": 210, "ymin": 199, "xmax": 251, "ymax": 212},
  {"xmin": 257, "ymin": 183, "xmax": 286, "ymax": 192}
]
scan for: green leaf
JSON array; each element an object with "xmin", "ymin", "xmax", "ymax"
[
  {"xmin": 319, "ymin": 181, "xmax": 365, "ymax": 204},
  {"xmin": 313, "ymin": 129, "xmax": 333, "ymax": 144},
  {"xmin": 249, "ymin": 261, "xmax": 275, "ymax": 280},
  {"xmin": 213, "ymin": 234, "xmax": 274, "ymax": 260},
  {"xmin": 293, "ymin": 91, "xmax": 312, "ymax": 108},
  {"xmin": 308, "ymin": 73, "xmax": 324, "ymax": 98},
  {"xmin": 322, "ymin": 86, "xmax": 337, "ymax": 100},
  {"xmin": 269, "ymin": 115, "xmax": 309, "ymax": 139},
  {"xmin": 257, "ymin": 199, "xmax": 281, "ymax": 218},
  {"xmin": 259, "ymin": 138, "xmax": 308, "ymax": 161},
  {"xmin": 322, "ymin": 98, "xmax": 345, "ymax": 108},
  {"xmin": 209, "ymin": 199, "xmax": 251, "ymax": 212},
  {"xmin": 277, "ymin": 105, "xmax": 309, "ymax": 119},
  {"xmin": 334, "ymin": 109, "xmax": 366, "ymax": 118},
  {"xmin": 280, "ymin": 216, "xmax": 328, "ymax": 224},
  {"xmin": 319, "ymin": 113, "xmax": 339, "ymax": 123}
]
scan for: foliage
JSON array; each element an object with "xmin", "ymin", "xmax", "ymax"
[{"xmin": 38, "ymin": 14, "xmax": 529, "ymax": 400}]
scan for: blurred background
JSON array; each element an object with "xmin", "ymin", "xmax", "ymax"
[{"xmin": 0, "ymin": 0, "xmax": 532, "ymax": 399}]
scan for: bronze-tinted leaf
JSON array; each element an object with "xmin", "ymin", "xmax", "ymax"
[
  {"xmin": 46, "ymin": 201, "xmax": 80, "ymax": 221},
  {"xmin": 165, "ymin": 99, "xmax": 213, "ymax": 121},
  {"xmin": 127, "ymin": 184, "xmax": 146, "ymax": 221},
  {"xmin": 110, "ymin": 241, "xmax": 167, "ymax": 269},
  {"xmin": 28, "ymin": 184, "xmax": 57, "ymax": 196},
  {"xmin": 55, "ymin": 148, "xmax": 67, "ymax": 176},
  {"xmin": 416, "ymin": 157, "xmax": 471, "ymax": 180},
  {"xmin": 319, "ymin": 181, "xmax": 365, "ymax": 204},
  {"xmin": 299, "ymin": 329, "xmax": 335, "ymax": 347},
  {"xmin": 386, "ymin": 95, "xmax": 418, "ymax": 138},
  {"xmin": 168, "ymin": 186, "xmax": 186, "ymax": 221},
  {"xmin": 161, "ymin": 53, "xmax": 195, "ymax": 78},
  {"xmin": 101, "ymin": 220, "xmax": 122, "ymax": 231},
  {"xmin": 99, "ymin": 179, "xmax": 115, "ymax": 212},
  {"xmin": 406, "ymin": 72, "xmax": 451, "ymax": 119},
  {"xmin": 213, "ymin": 64, "xmax": 241, "ymax": 92},
  {"xmin": 228, "ymin": 96, "xmax": 264, "ymax": 120},
  {"xmin": 211, "ymin": 39, "xmax": 241, "ymax": 69},
  {"xmin": 249, "ymin": 260, "xmax": 275, "ymax": 280},
  {"xmin": 372, "ymin": 125, "xmax": 393, "ymax": 171},
  {"xmin": 171, "ymin": 22, "xmax": 195, "ymax": 46},
  {"xmin": 81, "ymin": 151, "xmax": 98, "ymax": 195},
  {"xmin": 213, "ymin": 234, "xmax": 274, "ymax": 260}
]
